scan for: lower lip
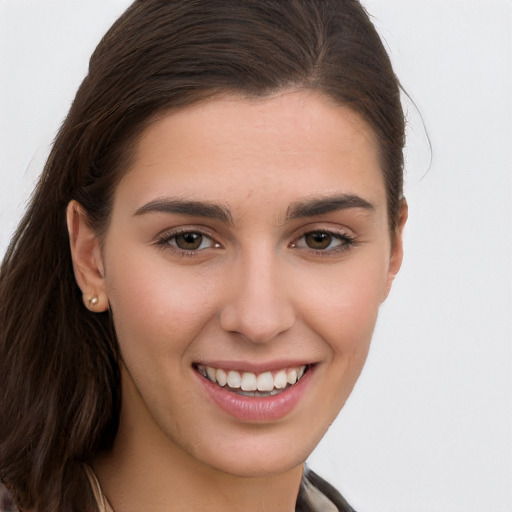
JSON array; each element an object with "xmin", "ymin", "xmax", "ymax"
[{"xmin": 196, "ymin": 367, "xmax": 314, "ymax": 422}]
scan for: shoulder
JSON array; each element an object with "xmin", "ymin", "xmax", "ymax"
[{"xmin": 0, "ymin": 484, "xmax": 18, "ymax": 512}]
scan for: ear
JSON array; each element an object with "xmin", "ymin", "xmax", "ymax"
[
  {"xmin": 66, "ymin": 200, "xmax": 109, "ymax": 312},
  {"xmin": 382, "ymin": 198, "xmax": 408, "ymax": 301}
]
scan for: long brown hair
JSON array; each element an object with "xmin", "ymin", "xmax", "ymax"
[{"xmin": 0, "ymin": 1, "xmax": 404, "ymax": 510}]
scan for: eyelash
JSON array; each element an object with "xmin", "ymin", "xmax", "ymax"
[
  {"xmin": 290, "ymin": 230, "xmax": 357, "ymax": 255},
  {"xmin": 155, "ymin": 228, "xmax": 221, "ymax": 257},
  {"xmin": 155, "ymin": 228, "xmax": 357, "ymax": 257}
]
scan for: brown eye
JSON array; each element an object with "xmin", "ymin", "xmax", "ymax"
[
  {"xmin": 157, "ymin": 230, "xmax": 221, "ymax": 254},
  {"xmin": 174, "ymin": 232, "xmax": 204, "ymax": 250},
  {"xmin": 304, "ymin": 232, "xmax": 333, "ymax": 250},
  {"xmin": 290, "ymin": 230, "xmax": 355, "ymax": 254}
]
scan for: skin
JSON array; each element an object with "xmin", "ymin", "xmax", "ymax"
[{"xmin": 68, "ymin": 90, "xmax": 406, "ymax": 512}]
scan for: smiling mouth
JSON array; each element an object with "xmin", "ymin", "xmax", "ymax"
[{"xmin": 194, "ymin": 364, "xmax": 309, "ymax": 397}]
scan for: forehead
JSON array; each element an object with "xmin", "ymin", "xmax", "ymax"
[{"xmin": 115, "ymin": 90, "xmax": 387, "ymax": 217}]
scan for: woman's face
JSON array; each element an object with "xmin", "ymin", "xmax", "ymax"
[{"xmin": 89, "ymin": 91, "xmax": 404, "ymax": 477}]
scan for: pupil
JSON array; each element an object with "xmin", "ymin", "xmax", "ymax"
[
  {"xmin": 176, "ymin": 232, "xmax": 202, "ymax": 250},
  {"xmin": 306, "ymin": 232, "xmax": 331, "ymax": 250}
]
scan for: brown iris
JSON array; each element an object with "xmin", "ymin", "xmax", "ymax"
[
  {"xmin": 175, "ymin": 232, "xmax": 203, "ymax": 250},
  {"xmin": 304, "ymin": 232, "xmax": 333, "ymax": 250}
]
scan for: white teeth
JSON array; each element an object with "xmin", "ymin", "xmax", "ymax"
[
  {"xmin": 216, "ymin": 368, "xmax": 227, "ymax": 386},
  {"xmin": 206, "ymin": 366, "xmax": 217, "ymax": 383},
  {"xmin": 198, "ymin": 364, "xmax": 308, "ymax": 392},
  {"xmin": 241, "ymin": 372, "xmax": 257, "ymax": 391},
  {"xmin": 227, "ymin": 370, "xmax": 241, "ymax": 389},
  {"xmin": 257, "ymin": 371, "xmax": 274, "ymax": 392},
  {"xmin": 273, "ymin": 370, "xmax": 287, "ymax": 389},
  {"xmin": 287, "ymin": 369, "xmax": 298, "ymax": 385}
]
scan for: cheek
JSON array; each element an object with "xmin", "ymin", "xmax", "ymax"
[
  {"xmin": 103, "ymin": 249, "xmax": 220, "ymax": 358},
  {"xmin": 286, "ymin": 256, "xmax": 389, "ymax": 438},
  {"xmin": 296, "ymin": 253, "xmax": 389, "ymax": 353}
]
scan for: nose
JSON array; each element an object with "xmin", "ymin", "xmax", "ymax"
[{"xmin": 219, "ymin": 250, "xmax": 295, "ymax": 344}]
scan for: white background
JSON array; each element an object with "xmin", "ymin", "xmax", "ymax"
[{"xmin": 1, "ymin": 1, "xmax": 511, "ymax": 511}]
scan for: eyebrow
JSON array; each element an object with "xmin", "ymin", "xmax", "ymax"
[
  {"xmin": 134, "ymin": 193, "xmax": 374, "ymax": 224},
  {"xmin": 134, "ymin": 198, "xmax": 233, "ymax": 224},
  {"xmin": 285, "ymin": 194, "xmax": 375, "ymax": 220}
]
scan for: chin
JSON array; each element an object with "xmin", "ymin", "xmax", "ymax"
[{"xmin": 177, "ymin": 420, "xmax": 326, "ymax": 479}]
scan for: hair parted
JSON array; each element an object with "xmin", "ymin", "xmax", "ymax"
[{"xmin": 0, "ymin": 1, "xmax": 404, "ymax": 509}]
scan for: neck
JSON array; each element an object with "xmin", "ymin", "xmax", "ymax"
[{"xmin": 94, "ymin": 439, "xmax": 304, "ymax": 512}]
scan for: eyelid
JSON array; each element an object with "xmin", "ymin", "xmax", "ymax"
[{"xmin": 288, "ymin": 222, "xmax": 356, "ymax": 241}]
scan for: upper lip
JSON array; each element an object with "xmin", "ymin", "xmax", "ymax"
[{"xmin": 193, "ymin": 360, "xmax": 315, "ymax": 373}]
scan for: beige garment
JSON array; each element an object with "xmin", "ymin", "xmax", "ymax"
[
  {"xmin": 83, "ymin": 465, "xmax": 115, "ymax": 512},
  {"xmin": 301, "ymin": 475, "xmax": 339, "ymax": 512}
]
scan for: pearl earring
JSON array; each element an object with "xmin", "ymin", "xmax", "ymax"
[{"xmin": 84, "ymin": 295, "xmax": 100, "ymax": 310}]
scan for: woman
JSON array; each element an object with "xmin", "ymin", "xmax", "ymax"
[{"xmin": 0, "ymin": 1, "xmax": 407, "ymax": 510}]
